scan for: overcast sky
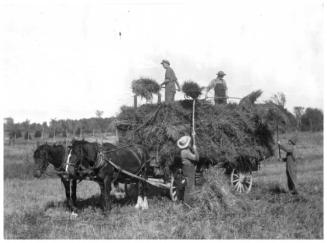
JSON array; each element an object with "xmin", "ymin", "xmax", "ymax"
[{"xmin": 0, "ymin": 0, "xmax": 324, "ymax": 123}]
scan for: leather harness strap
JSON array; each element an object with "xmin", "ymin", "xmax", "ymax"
[{"xmin": 126, "ymin": 147, "xmax": 143, "ymax": 168}]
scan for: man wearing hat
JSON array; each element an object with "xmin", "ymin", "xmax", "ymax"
[
  {"xmin": 278, "ymin": 136, "xmax": 298, "ymax": 195},
  {"xmin": 160, "ymin": 59, "xmax": 181, "ymax": 103},
  {"xmin": 205, "ymin": 70, "xmax": 228, "ymax": 105},
  {"xmin": 177, "ymin": 135, "xmax": 199, "ymax": 203}
]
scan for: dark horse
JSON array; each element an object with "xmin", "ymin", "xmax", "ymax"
[
  {"xmin": 33, "ymin": 143, "xmax": 79, "ymax": 212},
  {"xmin": 67, "ymin": 140, "xmax": 150, "ymax": 212}
]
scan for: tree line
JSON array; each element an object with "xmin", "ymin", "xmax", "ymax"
[
  {"xmin": 4, "ymin": 110, "xmax": 117, "ymax": 141},
  {"xmin": 3, "ymin": 99, "xmax": 323, "ymax": 143}
]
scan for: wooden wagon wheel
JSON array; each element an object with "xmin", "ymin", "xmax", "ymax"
[
  {"xmin": 231, "ymin": 169, "xmax": 253, "ymax": 193},
  {"xmin": 169, "ymin": 175, "xmax": 178, "ymax": 201}
]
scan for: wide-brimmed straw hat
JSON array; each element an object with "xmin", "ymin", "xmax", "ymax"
[
  {"xmin": 289, "ymin": 136, "xmax": 297, "ymax": 145},
  {"xmin": 177, "ymin": 136, "xmax": 191, "ymax": 149}
]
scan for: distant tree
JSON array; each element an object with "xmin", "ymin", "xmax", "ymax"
[
  {"xmin": 24, "ymin": 131, "xmax": 32, "ymax": 140},
  {"xmin": 301, "ymin": 108, "xmax": 323, "ymax": 132},
  {"xmin": 9, "ymin": 129, "xmax": 22, "ymax": 139},
  {"xmin": 42, "ymin": 122, "xmax": 48, "ymax": 139},
  {"xmin": 75, "ymin": 127, "xmax": 81, "ymax": 137},
  {"xmin": 4, "ymin": 117, "xmax": 14, "ymax": 132},
  {"xmin": 271, "ymin": 92, "xmax": 286, "ymax": 108},
  {"xmin": 4, "ymin": 117, "xmax": 15, "ymax": 144},
  {"xmin": 96, "ymin": 110, "xmax": 104, "ymax": 118},
  {"xmin": 50, "ymin": 118, "xmax": 58, "ymax": 140},
  {"xmin": 293, "ymin": 106, "xmax": 305, "ymax": 130},
  {"xmin": 59, "ymin": 120, "xmax": 68, "ymax": 137},
  {"xmin": 34, "ymin": 130, "xmax": 42, "ymax": 138},
  {"xmin": 22, "ymin": 119, "xmax": 31, "ymax": 141},
  {"xmin": 62, "ymin": 130, "xmax": 67, "ymax": 138}
]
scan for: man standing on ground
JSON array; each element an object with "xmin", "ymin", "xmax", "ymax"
[
  {"xmin": 177, "ymin": 135, "xmax": 199, "ymax": 204},
  {"xmin": 160, "ymin": 59, "xmax": 181, "ymax": 103},
  {"xmin": 205, "ymin": 70, "xmax": 227, "ymax": 104},
  {"xmin": 278, "ymin": 137, "xmax": 298, "ymax": 195}
]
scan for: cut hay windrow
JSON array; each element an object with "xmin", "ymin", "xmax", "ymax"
[{"xmin": 116, "ymin": 90, "xmax": 288, "ymax": 172}]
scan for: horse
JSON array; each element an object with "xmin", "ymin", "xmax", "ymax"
[
  {"xmin": 67, "ymin": 139, "xmax": 150, "ymax": 212},
  {"xmin": 33, "ymin": 143, "xmax": 79, "ymax": 212}
]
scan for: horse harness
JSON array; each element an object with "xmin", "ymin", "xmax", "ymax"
[
  {"xmin": 63, "ymin": 143, "xmax": 152, "ymax": 184},
  {"xmin": 97, "ymin": 145, "xmax": 149, "ymax": 183}
]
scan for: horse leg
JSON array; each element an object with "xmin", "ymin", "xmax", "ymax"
[
  {"xmin": 135, "ymin": 181, "xmax": 143, "ymax": 209},
  {"xmin": 68, "ymin": 180, "xmax": 78, "ymax": 214},
  {"xmin": 141, "ymin": 163, "xmax": 149, "ymax": 210},
  {"xmin": 103, "ymin": 176, "xmax": 112, "ymax": 212},
  {"xmin": 99, "ymin": 182, "xmax": 105, "ymax": 210},
  {"xmin": 61, "ymin": 178, "xmax": 73, "ymax": 210},
  {"xmin": 141, "ymin": 181, "xmax": 148, "ymax": 210},
  {"xmin": 72, "ymin": 179, "xmax": 77, "ymax": 208}
]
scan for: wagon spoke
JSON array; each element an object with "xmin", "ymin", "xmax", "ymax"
[
  {"xmin": 234, "ymin": 182, "xmax": 239, "ymax": 190},
  {"xmin": 240, "ymin": 184, "xmax": 244, "ymax": 193},
  {"xmin": 233, "ymin": 173, "xmax": 239, "ymax": 178},
  {"xmin": 238, "ymin": 183, "xmax": 243, "ymax": 193},
  {"xmin": 236, "ymin": 182, "xmax": 242, "ymax": 192}
]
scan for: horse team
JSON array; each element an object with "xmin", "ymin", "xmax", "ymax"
[{"xmin": 33, "ymin": 140, "xmax": 151, "ymax": 214}]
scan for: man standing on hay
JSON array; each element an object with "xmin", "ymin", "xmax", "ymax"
[
  {"xmin": 278, "ymin": 137, "xmax": 298, "ymax": 195},
  {"xmin": 205, "ymin": 70, "xmax": 227, "ymax": 104},
  {"xmin": 160, "ymin": 59, "xmax": 181, "ymax": 103},
  {"xmin": 177, "ymin": 135, "xmax": 199, "ymax": 203}
]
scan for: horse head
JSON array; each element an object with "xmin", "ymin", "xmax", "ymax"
[{"xmin": 33, "ymin": 144, "xmax": 51, "ymax": 178}]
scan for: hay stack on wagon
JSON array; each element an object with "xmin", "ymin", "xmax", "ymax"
[
  {"xmin": 116, "ymin": 80, "xmax": 288, "ymax": 172},
  {"xmin": 132, "ymin": 78, "xmax": 161, "ymax": 101}
]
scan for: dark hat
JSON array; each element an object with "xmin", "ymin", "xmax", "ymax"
[
  {"xmin": 161, "ymin": 59, "xmax": 170, "ymax": 65},
  {"xmin": 217, "ymin": 71, "xmax": 226, "ymax": 76}
]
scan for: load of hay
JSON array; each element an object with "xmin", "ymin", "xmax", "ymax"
[
  {"xmin": 131, "ymin": 78, "xmax": 160, "ymax": 101},
  {"xmin": 117, "ymin": 83, "xmax": 288, "ymax": 172},
  {"xmin": 182, "ymin": 81, "xmax": 203, "ymax": 100}
]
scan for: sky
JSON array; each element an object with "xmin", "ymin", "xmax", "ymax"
[{"xmin": 0, "ymin": 0, "xmax": 325, "ymax": 123}]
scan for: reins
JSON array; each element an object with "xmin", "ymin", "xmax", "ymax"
[
  {"xmin": 102, "ymin": 157, "xmax": 159, "ymax": 187},
  {"xmin": 101, "ymin": 143, "xmax": 139, "ymax": 154}
]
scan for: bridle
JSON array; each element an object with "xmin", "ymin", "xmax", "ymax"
[{"xmin": 64, "ymin": 147, "xmax": 82, "ymax": 174}]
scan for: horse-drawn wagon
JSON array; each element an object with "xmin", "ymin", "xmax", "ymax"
[{"xmin": 115, "ymin": 115, "xmax": 264, "ymax": 196}]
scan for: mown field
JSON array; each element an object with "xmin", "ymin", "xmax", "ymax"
[{"xmin": 3, "ymin": 132, "xmax": 323, "ymax": 239}]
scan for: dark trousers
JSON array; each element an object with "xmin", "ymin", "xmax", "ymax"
[
  {"xmin": 182, "ymin": 164, "xmax": 195, "ymax": 203},
  {"xmin": 214, "ymin": 97, "xmax": 227, "ymax": 105},
  {"xmin": 165, "ymin": 90, "xmax": 175, "ymax": 103},
  {"xmin": 286, "ymin": 170, "xmax": 298, "ymax": 194}
]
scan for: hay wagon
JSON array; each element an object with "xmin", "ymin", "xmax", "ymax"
[{"xmin": 115, "ymin": 119, "xmax": 261, "ymax": 198}]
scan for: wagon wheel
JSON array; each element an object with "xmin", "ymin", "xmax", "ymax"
[
  {"xmin": 169, "ymin": 175, "xmax": 178, "ymax": 201},
  {"xmin": 231, "ymin": 169, "xmax": 253, "ymax": 193}
]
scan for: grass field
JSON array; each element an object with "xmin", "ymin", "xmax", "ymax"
[{"xmin": 3, "ymin": 132, "xmax": 323, "ymax": 239}]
